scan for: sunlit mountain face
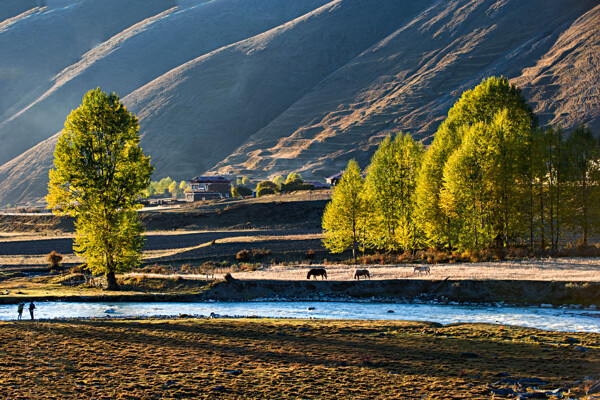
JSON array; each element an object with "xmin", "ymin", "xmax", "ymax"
[{"xmin": 0, "ymin": 0, "xmax": 599, "ymax": 206}]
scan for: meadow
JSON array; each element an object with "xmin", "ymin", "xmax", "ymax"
[{"xmin": 0, "ymin": 318, "xmax": 598, "ymax": 399}]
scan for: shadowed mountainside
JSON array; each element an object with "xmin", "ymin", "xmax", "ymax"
[{"xmin": 0, "ymin": 0, "xmax": 599, "ymax": 206}]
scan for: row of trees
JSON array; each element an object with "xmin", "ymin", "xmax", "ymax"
[
  {"xmin": 323, "ymin": 77, "xmax": 600, "ymax": 258},
  {"xmin": 232, "ymin": 172, "xmax": 313, "ymax": 197},
  {"xmin": 142, "ymin": 177, "xmax": 187, "ymax": 198}
]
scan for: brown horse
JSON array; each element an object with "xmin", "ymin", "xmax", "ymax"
[
  {"xmin": 354, "ymin": 269, "xmax": 370, "ymax": 280},
  {"xmin": 307, "ymin": 268, "xmax": 327, "ymax": 280}
]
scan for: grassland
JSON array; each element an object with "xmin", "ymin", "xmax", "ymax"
[
  {"xmin": 0, "ymin": 318, "xmax": 598, "ymax": 399},
  {"xmin": 1, "ymin": 192, "xmax": 599, "ymax": 306}
]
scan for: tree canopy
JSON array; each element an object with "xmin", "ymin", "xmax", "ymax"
[
  {"xmin": 47, "ymin": 88, "xmax": 153, "ymax": 290},
  {"xmin": 322, "ymin": 159, "xmax": 368, "ymax": 260},
  {"xmin": 415, "ymin": 76, "xmax": 536, "ymax": 247},
  {"xmin": 321, "ymin": 76, "xmax": 600, "ymax": 257}
]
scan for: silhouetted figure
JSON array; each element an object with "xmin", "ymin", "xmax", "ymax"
[
  {"xmin": 17, "ymin": 303, "xmax": 24, "ymax": 320},
  {"xmin": 29, "ymin": 302, "xmax": 36, "ymax": 320}
]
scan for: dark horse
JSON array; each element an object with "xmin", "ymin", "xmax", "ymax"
[
  {"xmin": 354, "ymin": 269, "xmax": 370, "ymax": 280},
  {"xmin": 307, "ymin": 268, "xmax": 327, "ymax": 280}
]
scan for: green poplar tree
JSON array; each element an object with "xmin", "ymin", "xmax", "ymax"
[
  {"xmin": 46, "ymin": 88, "xmax": 153, "ymax": 290},
  {"xmin": 440, "ymin": 109, "xmax": 532, "ymax": 250},
  {"xmin": 322, "ymin": 159, "xmax": 368, "ymax": 260},
  {"xmin": 440, "ymin": 124, "xmax": 490, "ymax": 250},
  {"xmin": 415, "ymin": 76, "xmax": 535, "ymax": 248},
  {"xmin": 365, "ymin": 132, "xmax": 424, "ymax": 252}
]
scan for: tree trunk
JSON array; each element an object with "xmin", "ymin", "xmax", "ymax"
[{"xmin": 106, "ymin": 271, "xmax": 120, "ymax": 291}]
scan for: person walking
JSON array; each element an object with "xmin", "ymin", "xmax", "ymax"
[
  {"xmin": 17, "ymin": 303, "xmax": 24, "ymax": 320},
  {"xmin": 29, "ymin": 301, "xmax": 36, "ymax": 320}
]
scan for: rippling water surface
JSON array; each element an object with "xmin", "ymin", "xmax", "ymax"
[{"xmin": 1, "ymin": 301, "xmax": 598, "ymax": 332}]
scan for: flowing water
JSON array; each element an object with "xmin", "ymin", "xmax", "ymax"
[{"xmin": 1, "ymin": 301, "xmax": 599, "ymax": 332}]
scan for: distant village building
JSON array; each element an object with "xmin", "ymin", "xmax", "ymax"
[
  {"xmin": 325, "ymin": 172, "xmax": 343, "ymax": 186},
  {"xmin": 185, "ymin": 176, "xmax": 231, "ymax": 202}
]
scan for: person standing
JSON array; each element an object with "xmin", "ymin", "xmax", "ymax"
[
  {"xmin": 29, "ymin": 301, "xmax": 36, "ymax": 320},
  {"xmin": 17, "ymin": 303, "xmax": 24, "ymax": 320}
]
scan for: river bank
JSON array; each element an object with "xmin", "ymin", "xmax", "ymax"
[
  {"xmin": 1, "ymin": 277, "xmax": 600, "ymax": 307},
  {"xmin": 0, "ymin": 318, "xmax": 598, "ymax": 399}
]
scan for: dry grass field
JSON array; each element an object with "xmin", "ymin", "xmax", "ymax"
[
  {"xmin": 229, "ymin": 258, "xmax": 600, "ymax": 282},
  {"xmin": 0, "ymin": 318, "xmax": 598, "ymax": 399}
]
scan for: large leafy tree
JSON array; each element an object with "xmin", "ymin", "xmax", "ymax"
[
  {"xmin": 47, "ymin": 88, "xmax": 153, "ymax": 290},
  {"xmin": 322, "ymin": 159, "xmax": 369, "ymax": 260},
  {"xmin": 415, "ymin": 76, "xmax": 536, "ymax": 247},
  {"xmin": 441, "ymin": 110, "xmax": 531, "ymax": 250},
  {"xmin": 440, "ymin": 124, "xmax": 490, "ymax": 250},
  {"xmin": 365, "ymin": 132, "xmax": 424, "ymax": 251}
]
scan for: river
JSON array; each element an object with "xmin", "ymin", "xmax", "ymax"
[{"xmin": 1, "ymin": 301, "xmax": 599, "ymax": 332}]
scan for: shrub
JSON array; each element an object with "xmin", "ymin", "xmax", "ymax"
[
  {"xmin": 285, "ymin": 172, "xmax": 303, "ymax": 184},
  {"xmin": 240, "ymin": 264, "xmax": 259, "ymax": 272},
  {"xmin": 576, "ymin": 244, "xmax": 600, "ymax": 257},
  {"xmin": 255, "ymin": 180, "xmax": 279, "ymax": 192},
  {"xmin": 306, "ymin": 249, "xmax": 315, "ymax": 259},
  {"xmin": 272, "ymin": 175, "xmax": 285, "ymax": 186},
  {"xmin": 252, "ymin": 249, "xmax": 271, "ymax": 259},
  {"xmin": 507, "ymin": 246, "xmax": 529, "ymax": 259},
  {"xmin": 493, "ymin": 248, "xmax": 506, "ymax": 261},
  {"xmin": 231, "ymin": 186, "xmax": 253, "ymax": 198},
  {"xmin": 236, "ymin": 250, "xmax": 251, "ymax": 262},
  {"xmin": 257, "ymin": 187, "xmax": 276, "ymax": 197},
  {"xmin": 281, "ymin": 181, "xmax": 315, "ymax": 193},
  {"xmin": 47, "ymin": 251, "xmax": 63, "ymax": 270}
]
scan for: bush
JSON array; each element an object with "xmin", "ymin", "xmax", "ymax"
[
  {"xmin": 255, "ymin": 180, "xmax": 278, "ymax": 191},
  {"xmin": 285, "ymin": 172, "xmax": 303, "ymax": 183},
  {"xmin": 280, "ymin": 181, "xmax": 315, "ymax": 192},
  {"xmin": 47, "ymin": 251, "xmax": 63, "ymax": 270},
  {"xmin": 236, "ymin": 250, "xmax": 251, "ymax": 262},
  {"xmin": 576, "ymin": 244, "xmax": 600, "ymax": 257},
  {"xmin": 306, "ymin": 249, "xmax": 315, "ymax": 259},
  {"xmin": 257, "ymin": 187, "xmax": 276, "ymax": 197},
  {"xmin": 231, "ymin": 186, "xmax": 253, "ymax": 198},
  {"xmin": 251, "ymin": 248, "xmax": 271, "ymax": 259},
  {"xmin": 507, "ymin": 246, "xmax": 530, "ymax": 259}
]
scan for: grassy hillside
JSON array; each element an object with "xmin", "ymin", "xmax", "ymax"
[{"xmin": 0, "ymin": 0, "xmax": 599, "ymax": 207}]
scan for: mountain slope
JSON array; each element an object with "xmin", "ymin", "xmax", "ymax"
[
  {"xmin": 514, "ymin": 5, "xmax": 600, "ymax": 133},
  {"xmin": 0, "ymin": 0, "xmax": 330, "ymax": 166},
  {"xmin": 0, "ymin": 0, "xmax": 175, "ymax": 124},
  {"xmin": 210, "ymin": 0, "xmax": 600, "ymax": 179},
  {"xmin": 124, "ymin": 0, "xmax": 434, "ymax": 180},
  {"xmin": 0, "ymin": 0, "xmax": 599, "ymax": 207}
]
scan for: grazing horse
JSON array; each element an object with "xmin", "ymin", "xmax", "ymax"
[
  {"xmin": 307, "ymin": 268, "xmax": 327, "ymax": 280},
  {"xmin": 413, "ymin": 266, "xmax": 430, "ymax": 275},
  {"xmin": 354, "ymin": 269, "xmax": 370, "ymax": 280}
]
